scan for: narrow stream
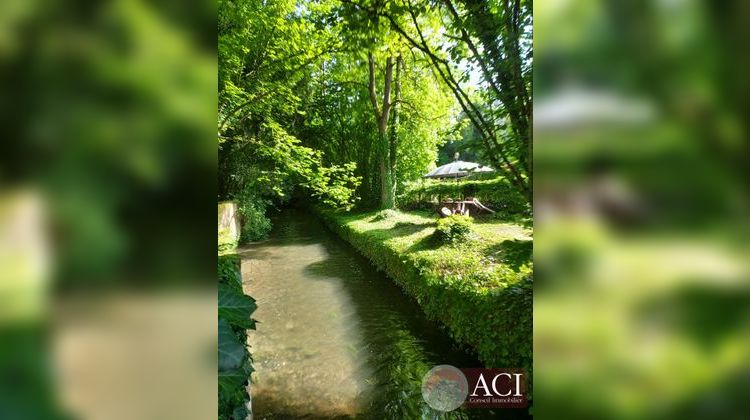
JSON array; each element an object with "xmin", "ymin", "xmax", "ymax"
[{"xmin": 239, "ymin": 209, "xmax": 515, "ymax": 419}]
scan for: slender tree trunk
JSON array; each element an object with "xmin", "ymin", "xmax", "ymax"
[
  {"xmin": 377, "ymin": 132, "xmax": 391, "ymax": 208},
  {"xmin": 360, "ymin": 128, "xmax": 373, "ymax": 207},
  {"xmin": 368, "ymin": 52, "xmax": 396, "ymax": 209},
  {"xmin": 388, "ymin": 55, "xmax": 403, "ymax": 207}
]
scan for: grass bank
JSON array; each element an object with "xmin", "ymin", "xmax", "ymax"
[{"xmin": 316, "ymin": 208, "xmax": 533, "ymax": 378}]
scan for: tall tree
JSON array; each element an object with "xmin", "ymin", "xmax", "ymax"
[
  {"xmin": 454, "ymin": 0, "xmax": 532, "ymax": 181},
  {"xmin": 367, "ymin": 52, "xmax": 397, "ymax": 208},
  {"xmin": 343, "ymin": 0, "xmax": 533, "ymax": 203},
  {"xmin": 388, "ymin": 54, "xmax": 404, "ymax": 204}
]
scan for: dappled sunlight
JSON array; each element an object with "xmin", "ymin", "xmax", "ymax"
[{"xmin": 218, "ymin": 0, "xmax": 533, "ymax": 416}]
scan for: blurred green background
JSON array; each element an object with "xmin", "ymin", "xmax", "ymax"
[
  {"xmin": 534, "ymin": 0, "xmax": 750, "ymax": 419},
  {"xmin": 1, "ymin": 0, "xmax": 216, "ymax": 288},
  {"xmin": 1, "ymin": 0, "xmax": 217, "ymax": 419}
]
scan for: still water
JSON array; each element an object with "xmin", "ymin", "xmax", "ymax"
[{"xmin": 239, "ymin": 210, "xmax": 521, "ymax": 419}]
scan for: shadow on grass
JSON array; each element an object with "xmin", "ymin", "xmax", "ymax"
[
  {"xmin": 406, "ymin": 234, "xmax": 441, "ymax": 253},
  {"xmin": 486, "ymin": 239, "xmax": 533, "ymax": 271},
  {"xmin": 364, "ymin": 221, "xmax": 435, "ymax": 241}
]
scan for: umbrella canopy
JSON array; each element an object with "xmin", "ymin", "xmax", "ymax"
[{"xmin": 423, "ymin": 160, "xmax": 494, "ymax": 179}]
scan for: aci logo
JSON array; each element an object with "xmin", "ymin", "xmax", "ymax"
[
  {"xmin": 421, "ymin": 366, "xmax": 528, "ymax": 411},
  {"xmin": 421, "ymin": 365, "xmax": 469, "ymax": 412}
]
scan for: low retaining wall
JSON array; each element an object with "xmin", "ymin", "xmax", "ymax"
[
  {"xmin": 315, "ymin": 209, "xmax": 532, "ymax": 386},
  {"xmin": 218, "ymin": 201, "xmax": 241, "ymax": 249}
]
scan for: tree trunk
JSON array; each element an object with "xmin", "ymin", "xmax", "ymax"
[
  {"xmin": 388, "ymin": 55, "xmax": 403, "ymax": 208},
  {"xmin": 368, "ymin": 52, "xmax": 396, "ymax": 209}
]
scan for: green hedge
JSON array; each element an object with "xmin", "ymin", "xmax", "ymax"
[
  {"xmin": 399, "ymin": 177, "xmax": 529, "ymax": 217},
  {"xmin": 218, "ymin": 254, "xmax": 257, "ymax": 420},
  {"xmin": 315, "ymin": 209, "xmax": 532, "ymax": 390}
]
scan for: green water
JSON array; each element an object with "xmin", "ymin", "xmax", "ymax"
[{"xmin": 239, "ymin": 210, "xmax": 526, "ymax": 419}]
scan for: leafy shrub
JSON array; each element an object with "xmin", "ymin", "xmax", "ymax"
[
  {"xmin": 218, "ymin": 228, "xmax": 238, "ymax": 254},
  {"xmin": 240, "ymin": 202, "xmax": 271, "ymax": 242},
  {"xmin": 236, "ymin": 186, "xmax": 272, "ymax": 242},
  {"xmin": 434, "ymin": 215, "xmax": 474, "ymax": 244},
  {"xmin": 371, "ymin": 209, "xmax": 399, "ymax": 222},
  {"xmin": 218, "ymin": 253, "xmax": 257, "ymax": 420}
]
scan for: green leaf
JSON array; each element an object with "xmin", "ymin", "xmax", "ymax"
[
  {"xmin": 218, "ymin": 368, "xmax": 246, "ymax": 395},
  {"xmin": 219, "ymin": 284, "xmax": 258, "ymax": 329},
  {"xmin": 219, "ymin": 319, "xmax": 246, "ymax": 371},
  {"xmin": 232, "ymin": 405, "xmax": 249, "ymax": 420}
]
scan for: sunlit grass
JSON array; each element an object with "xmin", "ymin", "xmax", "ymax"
[{"xmin": 334, "ymin": 210, "xmax": 532, "ymax": 290}]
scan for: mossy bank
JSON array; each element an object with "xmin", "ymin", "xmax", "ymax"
[{"xmin": 315, "ymin": 208, "xmax": 533, "ymax": 384}]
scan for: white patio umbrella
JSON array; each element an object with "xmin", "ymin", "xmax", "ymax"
[
  {"xmin": 422, "ymin": 155, "xmax": 495, "ymax": 215},
  {"xmin": 422, "ymin": 158, "xmax": 494, "ymax": 179}
]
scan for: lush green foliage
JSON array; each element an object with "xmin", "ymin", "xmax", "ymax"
[
  {"xmin": 218, "ymin": 254, "xmax": 257, "ymax": 420},
  {"xmin": 344, "ymin": 0, "xmax": 533, "ymax": 201},
  {"xmin": 218, "ymin": 227, "xmax": 238, "ymax": 254},
  {"xmin": 235, "ymin": 187, "xmax": 272, "ymax": 243},
  {"xmin": 295, "ymin": 17, "xmax": 456, "ymax": 209},
  {"xmin": 400, "ymin": 177, "xmax": 530, "ymax": 217},
  {"xmin": 4, "ymin": 0, "xmax": 216, "ymax": 288},
  {"xmin": 316, "ymin": 208, "xmax": 533, "ymax": 387},
  {"xmin": 434, "ymin": 215, "xmax": 474, "ymax": 244},
  {"xmin": 219, "ymin": 0, "xmax": 361, "ymax": 238},
  {"xmin": 218, "ymin": 0, "xmax": 534, "ymax": 408},
  {"xmin": 218, "ymin": 0, "xmax": 531, "ymax": 216},
  {"xmin": 535, "ymin": 0, "xmax": 750, "ymax": 416}
]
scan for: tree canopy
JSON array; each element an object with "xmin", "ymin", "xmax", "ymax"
[{"xmin": 218, "ymin": 0, "xmax": 532, "ymax": 220}]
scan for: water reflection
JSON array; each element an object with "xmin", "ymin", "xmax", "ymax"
[{"xmin": 239, "ymin": 209, "xmax": 522, "ymax": 419}]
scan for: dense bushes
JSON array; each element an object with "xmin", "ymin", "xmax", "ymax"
[
  {"xmin": 434, "ymin": 215, "xmax": 474, "ymax": 244},
  {"xmin": 239, "ymin": 201, "xmax": 272, "ymax": 242},
  {"xmin": 218, "ymin": 254, "xmax": 257, "ymax": 420},
  {"xmin": 399, "ymin": 177, "xmax": 529, "ymax": 216},
  {"xmin": 235, "ymin": 185, "xmax": 272, "ymax": 242},
  {"xmin": 316, "ymin": 209, "xmax": 532, "ymax": 388}
]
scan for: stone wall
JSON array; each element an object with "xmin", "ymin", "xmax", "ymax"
[{"xmin": 218, "ymin": 201, "xmax": 240, "ymax": 247}]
